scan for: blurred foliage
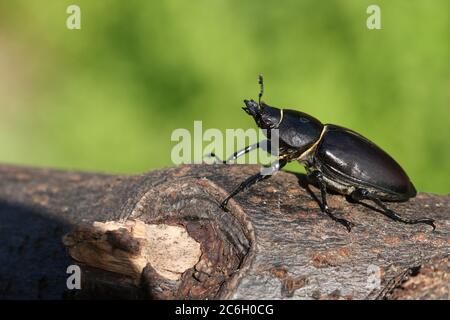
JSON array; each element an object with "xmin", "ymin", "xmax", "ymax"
[{"xmin": 0, "ymin": 0, "xmax": 448, "ymax": 194}]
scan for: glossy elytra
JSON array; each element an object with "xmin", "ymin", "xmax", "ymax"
[{"xmin": 210, "ymin": 75, "xmax": 435, "ymax": 232}]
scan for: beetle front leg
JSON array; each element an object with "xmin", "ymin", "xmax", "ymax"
[
  {"xmin": 206, "ymin": 139, "xmax": 272, "ymax": 164},
  {"xmin": 350, "ymin": 189, "xmax": 436, "ymax": 230},
  {"xmin": 307, "ymin": 171, "xmax": 355, "ymax": 232},
  {"xmin": 220, "ymin": 159, "xmax": 287, "ymax": 211}
]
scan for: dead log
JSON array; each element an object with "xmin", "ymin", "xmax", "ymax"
[{"xmin": 0, "ymin": 164, "xmax": 448, "ymax": 299}]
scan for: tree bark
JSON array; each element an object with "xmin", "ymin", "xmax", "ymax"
[{"xmin": 0, "ymin": 164, "xmax": 448, "ymax": 299}]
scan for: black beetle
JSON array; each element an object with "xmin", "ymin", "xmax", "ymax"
[{"xmin": 211, "ymin": 75, "xmax": 435, "ymax": 232}]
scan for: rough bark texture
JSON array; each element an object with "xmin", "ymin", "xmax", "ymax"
[{"xmin": 0, "ymin": 164, "xmax": 448, "ymax": 300}]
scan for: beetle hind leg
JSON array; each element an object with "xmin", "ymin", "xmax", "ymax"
[
  {"xmin": 307, "ymin": 171, "xmax": 355, "ymax": 232},
  {"xmin": 350, "ymin": 188, "xmax": 435, "ymax": 230}
]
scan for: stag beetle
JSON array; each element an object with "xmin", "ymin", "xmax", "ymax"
[{"xmin": 211, "ymin": 75, "xmax": 435, "ymax": 232}]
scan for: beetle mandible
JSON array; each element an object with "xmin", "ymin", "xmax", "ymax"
[{"xmin": 211, "ymin": 75, "xmax": 435, "ymax": 232}]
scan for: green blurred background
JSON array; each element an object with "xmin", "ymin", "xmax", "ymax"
[{"xmin": 0, "ymin": 0, "xmax": 448, "ymax": 194}]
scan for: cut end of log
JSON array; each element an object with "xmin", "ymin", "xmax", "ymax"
[
  {"xmin": 61, "ymin": 174, "xmax": 256, "ymax": 299},
  {"xmin": 63, "ymin": 220, "xmax": 202, "ymax": 283}
]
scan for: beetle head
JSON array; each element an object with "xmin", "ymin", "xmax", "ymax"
[{"xmin": 243, "ymin": 99, "xmax": 282, "ymax": 130}]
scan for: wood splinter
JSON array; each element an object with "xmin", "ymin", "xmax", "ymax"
[{"xmin": 63, "ymin": 220, "xmax": 203, "ymax": 298}]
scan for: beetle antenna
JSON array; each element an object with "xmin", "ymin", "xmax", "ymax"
[{"xmin": 258, "ymin": 74, "xmax": 264, "ymax": 107}]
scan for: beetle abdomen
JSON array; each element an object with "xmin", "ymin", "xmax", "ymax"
[{"xmin": 315, "ymin": 125, "xmax": 416, "ymax": 200}]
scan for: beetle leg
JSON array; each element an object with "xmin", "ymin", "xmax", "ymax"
[
  {"xmin": 307, "ymin": 171, "xmax": 355, "ymax": 232},
  {"xmin": 207, "ymin": 140, "xmax": 269, "ymax": 164},
  {"xmin": 350, "ymin": 189, "xmax": 436, "ymax": 230},
  {"xmin": 220, "ymin": 159, "xmax": 287, "ymax": 211}
]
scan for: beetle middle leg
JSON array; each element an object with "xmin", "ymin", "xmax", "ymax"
[
  {"xmin": 350, "ymin": 188, "xmax": 435, "ymax": 230},
  {"xmin": 220, "ymin": 159, "xmax": 287, "ymax": 211},
  {"xmin": 307, "ymin": 171, "xmax": 355, "ymax": 232}
]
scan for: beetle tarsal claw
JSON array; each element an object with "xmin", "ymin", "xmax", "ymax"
[
  {"xmin": 220, "ymin": 204, "xmax": 230, "ymax": 212},
  {"xmin": 421, "ymin": 219, "xmax": 436, "ymax": 231},
  {"xmin": 204, "ymin": 152, "xmax": 226, "ymax": 164},
  {"xmin": 345, "ymin": 221, "xmax": 355, "ymax": 232},
  {"xmin": 336, "ymin": 218, "xmax": 355, "ymax": 232}
]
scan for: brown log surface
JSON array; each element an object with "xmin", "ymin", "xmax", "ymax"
[{"xmin": 0, "ymin": 164, "xmax": 448, "ymax": 299}]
